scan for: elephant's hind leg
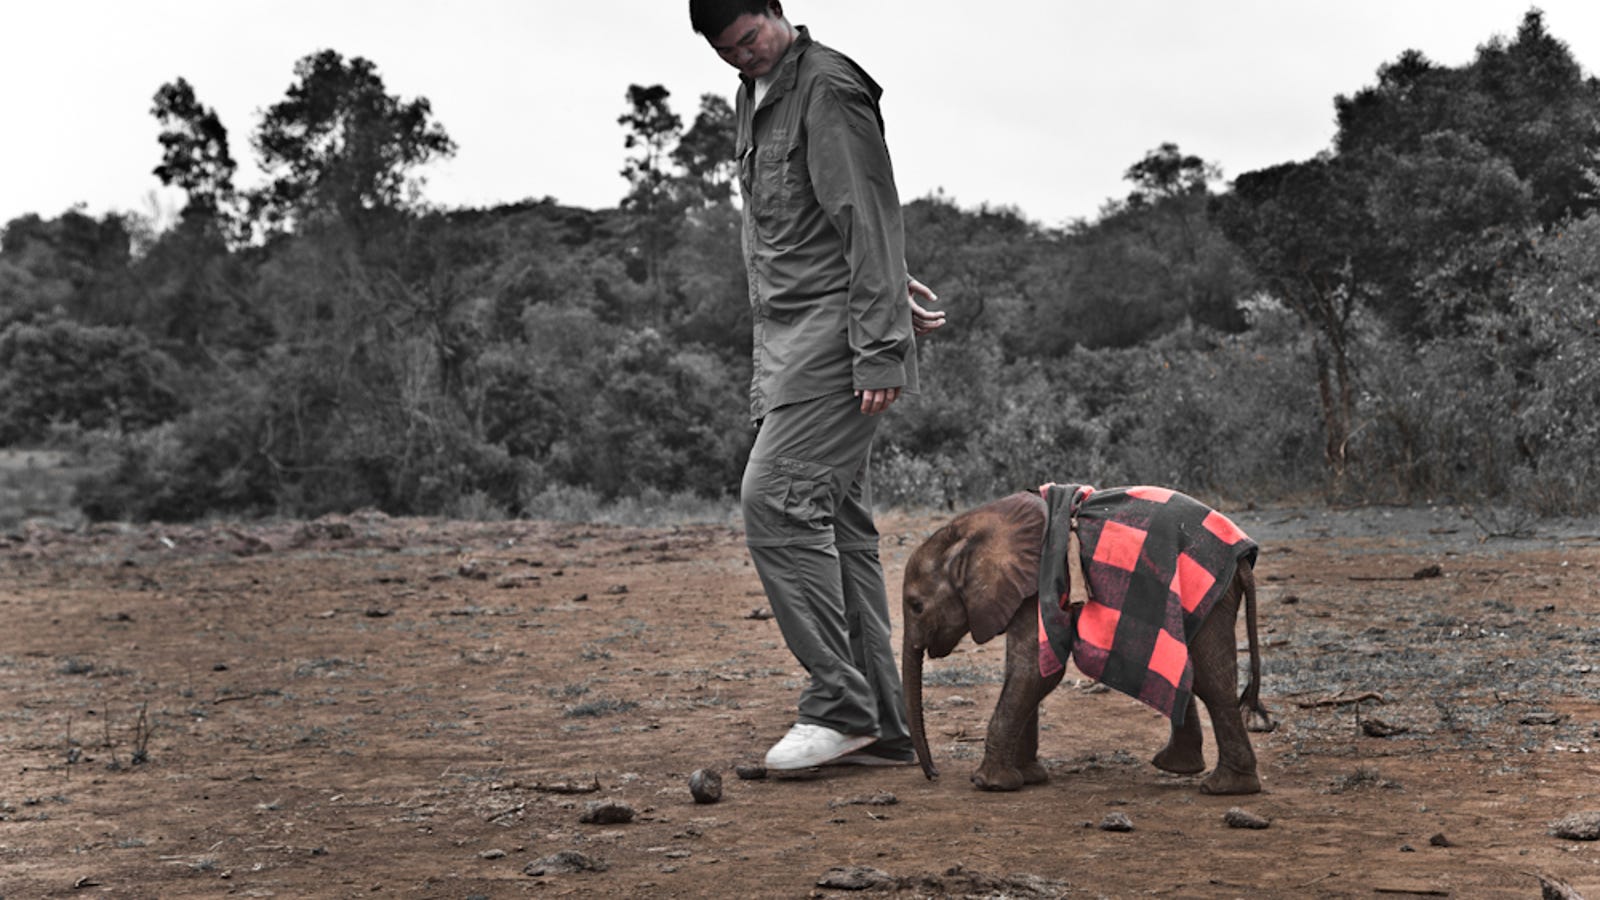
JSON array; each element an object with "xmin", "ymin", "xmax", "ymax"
[
  {"xmin": 1151, "ymin": 696, "xmax": 1206, "ymax": 775},
  {"xmin": 1198, "ymin": 727, "xmax": 1261, "ymax": 795},
  {"xmin": 1196, "ymin": 691, "xmax": 1261, "ymax": 795},
  {"xmin": 1190, "ymin": 582, "xmax": 1262, "ymax": 795}
]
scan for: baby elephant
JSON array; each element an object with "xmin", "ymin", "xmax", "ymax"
[{"xmin": 901, "ymin": 487, "xmax": 1271, "ymax": 795}]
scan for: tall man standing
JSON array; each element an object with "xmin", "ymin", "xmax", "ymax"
[{"xmin": 690, "ymin": 0, "xmax": 945, "ymax": 770}]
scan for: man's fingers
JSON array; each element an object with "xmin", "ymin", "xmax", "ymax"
[
  {"xmin": 908, "ymin": 288, "xmax": 947, "ymax": 336},
  {"xmin": 856, "ymin": 387, "xmax": 899, "ymax": 415},
  {"xmin": 912, "ymin": 303, "xmax": 947, "ymax": 335},
  {"xmin": 863, "ymin": 387, "xmax": 900, "ymax": 415}
]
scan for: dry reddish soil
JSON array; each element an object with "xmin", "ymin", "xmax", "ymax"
[{"xmin": 4, "ymin": 504, "xmax": 1600, "ymax": 898}]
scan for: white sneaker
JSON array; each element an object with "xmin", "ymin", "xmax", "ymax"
[{"xmin": 764, "ymin": 723, "xmax": 876, "ymax": 770}]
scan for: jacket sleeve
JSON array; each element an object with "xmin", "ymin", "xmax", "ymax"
[{"xmin": 804, "ymin": 76, "xmax": 914, "ymax": 391}]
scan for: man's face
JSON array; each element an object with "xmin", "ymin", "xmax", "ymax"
[{"xmin": 708, "ymin": 9, "xmax": 792, "ymax": 80}]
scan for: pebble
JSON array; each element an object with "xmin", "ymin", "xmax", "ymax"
[
  {"xmin": 1551, "ymin": 811, "xmax": 1600, "ymax": 841},
  {"xmin": 1223, "ymin": 807, "xmax": 1271, "ymax": 829},
  {"xmin": 578, "ymin": 799, "xmax": 635, "ymax": 825},
  {"xmin": 524, "ymin": 850, "xmax": 608, "ymax": 876},
  {"xmin": 688, "ymin": 768, "xmax": 723, "ymax": 804},
  {"xmin": 828, "ymin": 791, "xmax": 898, "ymax": 809},
  {"xmin": 1362, "ymin": 717, "xmax": 1408, "ymax": 737},
  {"xmin": 1098, "ymin": 811, "xmax": 1134, "ymax": 832},
  {"xmin": 817, "ymin": 866, "xmax": 897, "ymax": 890}
]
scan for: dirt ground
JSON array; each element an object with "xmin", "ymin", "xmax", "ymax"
[{"xmin": 4, "ymin": 501, "xmax": 1600, "ymax": 899}]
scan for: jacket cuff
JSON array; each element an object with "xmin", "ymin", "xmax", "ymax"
[{"xmin": 853, "ymin": 356, "xmax": 908, "ymax": 391}]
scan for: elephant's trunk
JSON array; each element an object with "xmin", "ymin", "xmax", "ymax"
[{"xmin": 903, "ymin": 630, "xmax": 938, "ymax": 780}]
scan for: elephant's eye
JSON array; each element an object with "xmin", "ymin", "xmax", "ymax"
[{"xmin": 907, "ymin": 598, "xmax": 924, "ymax": 614}]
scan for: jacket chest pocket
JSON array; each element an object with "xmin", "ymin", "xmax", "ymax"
[{"xmin": 751, "ymin": 139, "xmax": 807, "ymax": 229}]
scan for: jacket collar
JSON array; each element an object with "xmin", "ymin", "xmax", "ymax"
[{"xmin": 745, "ymin": 24, "xmax": 811, "ymax": 110}]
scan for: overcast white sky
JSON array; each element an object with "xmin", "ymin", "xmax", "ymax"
[{"xmin": 3, "ymin": 1, "xmax": 1598, "ymax": 231}]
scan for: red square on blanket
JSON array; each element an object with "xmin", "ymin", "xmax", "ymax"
[
  {"xmin": 1203, "ymin": 510, "xmax": 1247, "ymax": 545},
  {"xmin": 1093, "ymin": 520, "xmax": 1145, "ymax": 572},
  {"xmin": 1127, "ymin": 485, "xmax": 1175, "ymax": 503},
  {"xmin": 1076, "ymin": 599, "xmax": 1121, "ymax": 652},
  {"xmin": 1148, "ymin": 628, "xmax": 1188, "ymax": 688},
  {"xmin": 1171, "ymin": 552, "xmax": 1216, "ymax": 614}
]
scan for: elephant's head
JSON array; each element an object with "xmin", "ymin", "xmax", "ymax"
[{"xmin": 901, "ymin": 491, "xmax": 1046, "ymax": 779}]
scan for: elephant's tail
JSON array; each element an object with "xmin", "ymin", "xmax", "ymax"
[{"xmin": 1238, "ymin": 562, "xmax": 1276, "ymax": 733}]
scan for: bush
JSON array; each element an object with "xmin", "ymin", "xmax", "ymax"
[
  {"xmin": 547, "ymin": 329, "xmax": 749, "ymax": 501},
  {"xmin": 0, "ymin": 316, "xmax": 183, "ymax": 444},
  {"xmin": 878, "ymin": 321, "xmax": 1324, "ymax": 511},
  {"xmin": 1075, "ymin": 323, "xmax": 1324, "ymax": 501}
]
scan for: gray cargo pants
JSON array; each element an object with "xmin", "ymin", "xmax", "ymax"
[{"xmin": 740, "ymin": 391, "xmax": 912, "ymax": 756}]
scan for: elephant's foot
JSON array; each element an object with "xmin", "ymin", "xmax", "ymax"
[
  {"xmin": 1020, "ymin": 760, "xmax": 1049, "ymax": 785},
  {"xmin": 1199, "ymin": 764, "xmax": 1261, "ymax": 795},
  {"xmin": 970, "ymin": 760, "xmax": 1026, "ymax": 791},
  {"xmin": 1151, "ymin": 745, "xmax": 1206, "ymax": 776}
]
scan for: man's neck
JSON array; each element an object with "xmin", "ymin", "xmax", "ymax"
[{"xmin": 754, "ymin": 69, "xmax": 777, "ymax": 107}]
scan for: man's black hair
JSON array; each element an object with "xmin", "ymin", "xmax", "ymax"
[{"xmin": 689, "ymin": 0, "xmax": 774, "ymax": 37}]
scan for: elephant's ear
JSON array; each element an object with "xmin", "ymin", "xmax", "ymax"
[{"xmin": 952, "ymin": 492, "xmax": 1047, "ymax": 644}]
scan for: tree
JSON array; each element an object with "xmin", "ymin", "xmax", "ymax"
[
  {"xmin": 664, "ymin": 201, "xmax": 747, "ymax": 356},
  {"xmin": 1501, "ymin": 212, "xmax": 1600, "ymax": 511},
  {"xmin": 251, "ymin": 50, "xmax": 455, "ymax": 237},
  {"xmin": 671, "ymin": 93, "xmax": 738, "ymax": 205},
  {"xmin": 1211, "ymin": 9, "xmax": 1600, "ymax": 485},
  {"xmin": 1357, "ymin": 132, "xmax": 1534, "ymax": 334},
  {"xmin": 1018, "ymin": 144, "xmax": 1248, "ymax": 353},
  {"xmin": 144, "ymin": 79, "xmax": 259, "ymax": 355},
  {"xmin": 904, "ymin": 194, "xmax": 1042, "ymax": 347},
  {"xmin": 1212, "ymin": 156, "xmax": 1368, "ymax": 476},
  {"xmin": 150, "ymin": 77, "xmax": 238, "ymax": 228},
  {"xmin": 1122, "ymin": 142, "xmax": 1218, "ymax": 208},
  {"xmin": 134, "ymin": 226, "xmax": 262, "ymax": 359},
  {"xmin": 617, "ymin": 84, "xmax": 686, "ymax": 307},
  {"xmin": 619, "ymin": 84, "xmax": 684, "ymax": 215},
  {"xmin": 1468, "ymin": 10, "xmax": 1600, "ymax": 224},
  {"xmin": 1330, "ymin": 10, "xmax": 1600, "ymax": 336}
]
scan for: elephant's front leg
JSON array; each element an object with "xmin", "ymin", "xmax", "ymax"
[{"xmin": 972, "ymin": 597, "xmax": 1064, "ymax": 791}]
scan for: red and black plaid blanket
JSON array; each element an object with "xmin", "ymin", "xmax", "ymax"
[{"xmin": 1035, "ymin": 483, "xmax": 1257, "ymax": 725}]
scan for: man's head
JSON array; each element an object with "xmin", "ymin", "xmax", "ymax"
[{"xmin": 690, "ymin": 0, "xmax": 795, "ymax": 80}]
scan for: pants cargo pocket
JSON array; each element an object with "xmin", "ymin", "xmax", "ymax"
[{"xmin": 742, "ymin": 455, "xmax": 837, "ymax": 547}]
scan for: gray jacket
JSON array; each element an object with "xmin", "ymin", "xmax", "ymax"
[{"xmin": 734, "ymin": 26, "xmax": 918, "ymax": 420}]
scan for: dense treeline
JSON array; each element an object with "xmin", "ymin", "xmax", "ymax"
[{"xmin": 2, "ymin": 11, "xmax": 1598, "ymax": 522}]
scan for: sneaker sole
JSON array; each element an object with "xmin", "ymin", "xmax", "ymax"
[{"xmin": 829, "ymin": 752, "xmax": 915, "ymax": 767}]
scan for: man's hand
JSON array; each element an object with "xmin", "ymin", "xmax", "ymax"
[
  {"xmin": 909, "ymin": 277, "xmax": 946, "ymax": 336},
  {"xmin": 856, "ymin": 279, "xmax": 938, "ymax": 414},
  {"xmin": 856, "ymin": 387, "xmax": 901, "ymax": 415}
]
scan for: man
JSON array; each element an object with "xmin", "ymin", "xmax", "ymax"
[{"xmin": 689, "ymin": 0, "xmax": 946, "ymax": 770}]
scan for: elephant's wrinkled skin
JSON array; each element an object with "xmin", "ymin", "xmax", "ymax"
[{"xmin": 900, "ymin": 491, "xmax": 1272, "ymax": 795}]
